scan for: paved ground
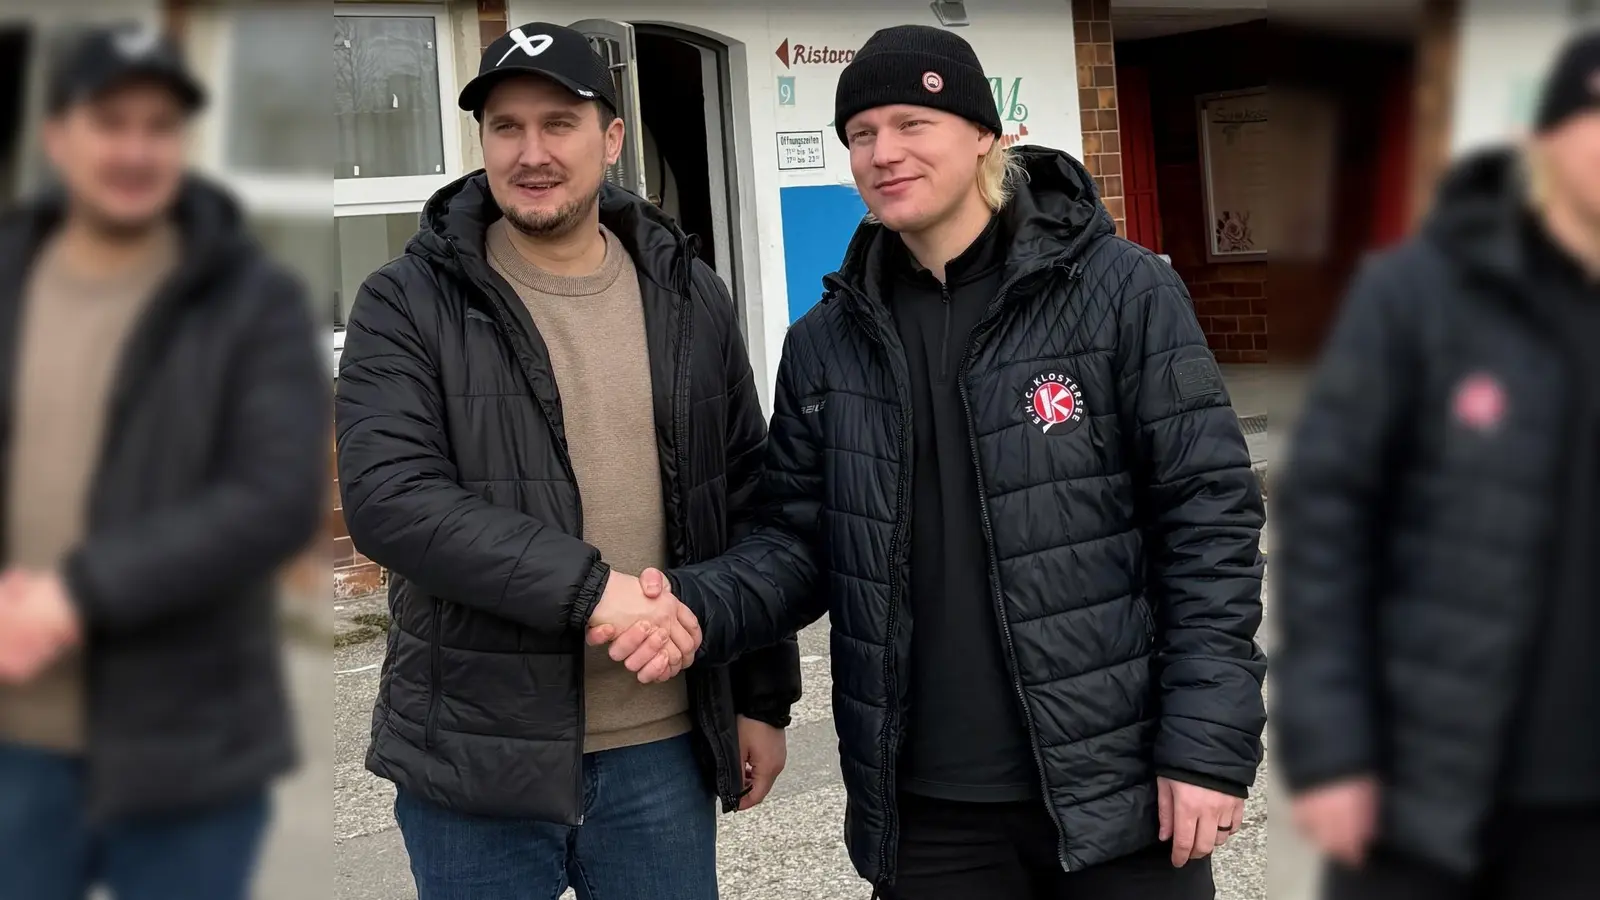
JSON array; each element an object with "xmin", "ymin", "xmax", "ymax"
[{"xmin": 333, "ymin": 596, "xmax": 1283, "ymax": 900}]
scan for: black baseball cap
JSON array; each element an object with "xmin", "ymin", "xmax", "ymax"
[
  {"xmin": 47, "ymin": 23, "xmax": 206, "ymax": 116},
  {"xmin": 458, "ymin": 23, "xmax": 619, "ymax": 121}
]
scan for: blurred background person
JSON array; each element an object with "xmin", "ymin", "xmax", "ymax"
[
  {"xmin": 0, "ymin": 21, "xmax": 327, "ymax": 900},
  {"xmin": 1275, "ymin": 27, "xmax": 1600, "ymax": 900}
]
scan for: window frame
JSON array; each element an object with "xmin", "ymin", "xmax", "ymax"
[{"xmin": 330, "ymin": 2, "xmax": 464, "ymax": 212}]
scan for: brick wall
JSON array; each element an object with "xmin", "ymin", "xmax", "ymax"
[
  {"xmin": 1408, "ymin": 0, "xmax": 1461, "ymax": 228},
  {"xmin": 1072, "ymin": 0, "xmax": 1125, "ymax": 237},
  {"xmin": 1117, "ymin": 23, "xmax": 1269, "ymax": 363}
]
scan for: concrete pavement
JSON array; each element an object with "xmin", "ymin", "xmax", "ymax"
[{"xmin": 334, "ymin": 601, "xmax": 1278, "ymax": 899}]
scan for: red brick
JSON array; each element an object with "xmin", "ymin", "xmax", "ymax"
[
  {"xmin": 1249, "ymin": 297, "xmax": 1267, "ymax": 316},
  {"xmin": 1083, "ymin": 131, "xmax": 1103, "ymax": 155},
  {"xmin": 1081, "ymin": 110, "xmax": 1098, "ymax": 132},
  {"xmin": 1074, "ymin": 21, "xmax": 1092, "ymax": 42},
  {"xmin": 1096, "ymin": 110, "xmax": 1119, "ymax": 131},
  {"xmin": 1214, "ymin": 349, "xmax": 1242, "ymax": 364},
  {"xmin": 334, "ymin": 562, "xmax": 385, "ymax": 601},
  {"xmin": 326, "ymin": 503, "xmax": 349, "ymax": 541},
  {"xmin": 1240, "ymin": 315, "xmax": 1268, "ymax": 334},
  {"xmin": 1194, "ymin": 316, "xmax": 1212, "ymax": 333},
  {"xmin": 1211, "ymin": 317, "xmax": 1239, "ymax": 334},
  {"xmin": 1104, "ymin": 197, "xmax": 1125, "ymax": 220},
  {"xmin": 1071, "ymin": 0, "xmax": 1093, "ymax": 19},
  {"xmin": 1097, "ymin": 44, "xmax": 1116, "ymax": 66},
  {"xmin": 1091, "ymin": 22, "xmax": 1111, "ymax": 42},
  {"xmin": 1240, "ymin": 350, "xmax": 1269, "ymax": 364},
  {"xmin": 1093, "ymin": 66, "xmax": 1116, "ymax": 88},
  {"xmin": 1253, "ymin": 333, "xmax": 1270, "ymax": 351},
  {"xmin": 1226, "ymin": 334, "xmax": 1255, "ymax": 350},
  {"xmin": 1080, "ymin": 88, "xmax": 1100, "ymax": 112},
  {"xmin": 332, "ymin": 535, "xmax": 355, "ymax": 568},
  {"xmin": 1228, "ymin": 280, "xmax": 1265, "ymax": 299},
  {"xmin": 1092, "ymin": 0, "xmax": 1110, "ymax": 19},
  {"xmin": 1223, "ymin": 299, "xmax": 1252, "ymax": 316},
  {"xmin": 1096, "ymin": 88, "xmax": 1117, "ymax": 111},
  {"xmin": 1101, "ymin": 175, "xmax": 1122, "ymax": 197},
  {"xmin": 477, "ymin": 0, "xmax": 507, "ymax": 13}
]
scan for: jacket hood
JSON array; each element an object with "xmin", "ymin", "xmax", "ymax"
[
  {"xmin": 830, "ymin": 144, "xmax": 1115, "ymax": 303},
  {"xmin": 409, "ymin": 170, "xmax": 697, "ymax": 290},
  {"xmin": 1422, "ymin": 145, "xmax": 1534, "ymax": 286}
]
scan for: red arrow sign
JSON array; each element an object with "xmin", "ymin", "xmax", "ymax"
[{"xmin": 775, "ymin": 38, "xmax": 790, "ymax": 68}]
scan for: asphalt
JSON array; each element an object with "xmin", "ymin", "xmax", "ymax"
[{"xmin": 333, "ymin": 563, "xmax": 1285, "ymax": 899}]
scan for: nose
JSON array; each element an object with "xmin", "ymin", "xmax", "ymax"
[
  {"xmin": 870, "ymin": 130, "xmax": 906, "ymax": 169},
  {"xmin": 516, "ymin": 131, "xmax": 556, "ymax": 169}
]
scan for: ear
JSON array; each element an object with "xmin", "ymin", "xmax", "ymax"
[
  {"xmin": 604, "ymin": 114, "xmax": 625, "ymax": 167},
  {"xmin": 977, "ymin": 124, "xmax": 997, "ymax": 156}
]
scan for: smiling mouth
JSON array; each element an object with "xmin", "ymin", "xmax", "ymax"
[
  {"xmin": 876, "ymin": 177, "xmax": 918, "ymax": 190},
  {"xmin": 516, "ymin": 181, "xmax": 562, "ymax": 191}
]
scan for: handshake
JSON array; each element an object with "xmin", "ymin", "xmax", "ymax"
[
  {"xmin": 0, "ymin": 569, "xmax": 82, "ymax": 684},
  {"xmin": 585, "ymin": 568, "xmax": 702, "ymax": 684}
]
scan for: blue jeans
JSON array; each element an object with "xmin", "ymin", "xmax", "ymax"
[
  {"xmin": 395, "ymin": 734, "xmax": 719, "ymax": 900},
  {"xmin": 0, "ymin": 742, "xmax": 271, "ymax": 900}
]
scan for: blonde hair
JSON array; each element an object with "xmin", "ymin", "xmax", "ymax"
[
  {"xmin": 1523, "ymin": 140, "xmax": 1552, "ymax": 213},
  {"xmin": 862, "ymin": 138, "xmax": 1026, "ymax": 225},
  {"xmin": 978, "ymin": 142, "xmax": 1028, "ymax": 212}
]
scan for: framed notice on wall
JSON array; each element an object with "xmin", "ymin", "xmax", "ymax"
[{"xmin": 1197, "ymin": 88, "xmax": 1268, "ymax": 263}]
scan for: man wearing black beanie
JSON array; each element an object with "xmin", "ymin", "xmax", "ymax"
[
  {"xmin": 1278, "ymin": 27, "xmax": 1600, "ymax": 900},
  {"xmin": 605, "ymin": 22, "xmax": 1266, "ymax": 900}
]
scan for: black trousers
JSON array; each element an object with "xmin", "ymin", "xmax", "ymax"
[
  {"xmin": 881, "ymin": 793, "xmax": 1216, "ymax": 900},
  {"xmin": 1322, "ymin": 807, "xmax": 1600, "ymax": 900}
]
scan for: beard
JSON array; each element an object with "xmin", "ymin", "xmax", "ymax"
[{"xmin": 499, "ymin": 181, "xmax": 601, "ymax": 239}]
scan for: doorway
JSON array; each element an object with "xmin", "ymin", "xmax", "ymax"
[
  {"xmin": 576, "ymin": 20, "xmax": 745, "ymax": 339},
  {"xmin": 0, "ymin": 26, "xmax": 32, "ymax": 203}
]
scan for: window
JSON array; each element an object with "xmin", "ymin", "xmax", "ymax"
[
  {"xmin": 332, "ymin": 4, "xmax": 462, "ymax": 212},
  {"xmin": 335, "ymin": 212, "xmax": 420, "ymax": 328}
]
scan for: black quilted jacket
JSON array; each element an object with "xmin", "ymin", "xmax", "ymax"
[
  {"xmin": 1274, "ymin": 148, "xmax": 1583, "ymax": 875},
  {"xmin": 335, "ymin": 172, "xmax": 801, "ymax": 824},
  {"xmin": 669, "ymin": 145, "xmax": 1267, "ymax": 886}
]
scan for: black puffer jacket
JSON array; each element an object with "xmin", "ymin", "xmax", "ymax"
[
  {"xmin": 335, "ymin": 172, "xmax": 801, "ymax": 823},
  {"xmin": 1274, "ymin": 148, "xmax": 1582, "ymax": 874},
  {"xmin": 0, "ymin": 177, "xmax": 328, "ymax": 822},
  {"xmin": 669, "ymin": 146, "xmax": 1267, "ymax": 886}
]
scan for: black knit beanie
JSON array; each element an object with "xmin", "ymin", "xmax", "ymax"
[
  {"xmin": 834, "ymin": 25, "xmax": 1002, "ymax": 145},
  {"xmin": 1533, "ymin": 28, "xmax": 1600, "ymax": 134}
]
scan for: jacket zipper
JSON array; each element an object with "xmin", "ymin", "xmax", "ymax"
[
  {"xmin": 675, "ymin": 254, "xmax": 735, "ymax": 807},
  {"xmin": 426, "ymin": 598, "xmax": 442, "ymax": 748},
  {"xmin": 830, "ymin": 279, "xmax": 914, "ymax": 889},
  {"xmin": 939, "ymin": 285, "xmax": 952, "ymax": 383},
  {"xmin": 447, "ymin": 238, "xmax": 588, "ymax": 823},
  {"xmin": 955, "ymin": 261, "xmax": 1081, "ymax": 872}
]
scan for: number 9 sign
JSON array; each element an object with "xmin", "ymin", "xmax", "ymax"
[{"xmin": 778, "ymin": 76, "xmax": 796, "ymax": 107}]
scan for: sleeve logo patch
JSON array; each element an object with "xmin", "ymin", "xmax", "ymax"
[
  {"xmin": 1022, "ymin": 371, "xmax": 1085, "ymax": 434},
  {"xmin": 1173, "ymin": 357, "xmax": 1224, "ymax": 401}
]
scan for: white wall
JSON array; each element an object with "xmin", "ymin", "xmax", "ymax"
[
  {"xmin": 1449, "ymin": 0, "xmax": 1588, "ymax": 155},
  {"xmin": 510, "ymin": 0, "xmax": 1082, "ymax": 409}
]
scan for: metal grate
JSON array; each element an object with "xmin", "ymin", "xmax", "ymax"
[{"xmin": 1238, "ymin": 413, "xmax": 1268, "ymax": 436}]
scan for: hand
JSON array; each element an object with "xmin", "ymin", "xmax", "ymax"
[
  {"xmin": 736, "ymin": 715, "xmax": 787, "ymax": 811},
  {"xmin": 586, "ymin": 569, "xmax": 700, "ymax": 683},
  {"xmin": 1291, "ymin": 775, "xmax": 1379, "ymax": 868},
  {"xmin": 0, "ymin": 570, "xmax": 83, "ymax": 684},
  {"xmin": 1158, "ymin": 776, "xmax": 1247, "ymax": 867}
]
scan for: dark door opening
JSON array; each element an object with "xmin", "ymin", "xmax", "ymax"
[{"xmin": 1, "ymin": 26, "xmax": 33, "ymax": 204}]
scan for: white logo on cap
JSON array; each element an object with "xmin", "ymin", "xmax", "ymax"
[
  {"xmin": 112, "ymin": 26, "xmax": 162, "ymax": 60},
  {"xmin": 497, "ymin": 28, "xmax": 555, "ymax": 66}
]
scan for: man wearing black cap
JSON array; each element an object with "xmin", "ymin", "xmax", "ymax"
[
  {"xmin": 0, "ymin": 20, "xmax": 327, "ymax": 900},
  {"xmin": 1277, "ymin": 27, "xmax": 1600, "ymax": 900},
  {"xmin": 599, "ymin": 22, "xmax": 1265, "ymax": 899},
  {"xmin": 335, "ymin": 22, "xmax": 800, "ymax": 900}
]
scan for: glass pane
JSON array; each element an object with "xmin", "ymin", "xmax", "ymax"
[
  {"xmin": 252, "ymin": 215, "xmax": 337, "ymax": 327},
  {"xmin": 334, "ymin": 16, "xmax": 445, "ymax": 179},
  {"xmin": 226, "ymin": 8, "xmax": 329, "ymax": 176},
  {"xmin": 335, "ymin": 212, "xmax": 421, "ymax": 326}
]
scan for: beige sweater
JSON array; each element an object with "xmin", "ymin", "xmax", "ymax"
[
  {"xmin": 486, "ymin": 219, "xmax": 691, "ymax": 753},
  {"xmin": 0, "ymin": 225, "xmax": 176, "ymax": 752}
]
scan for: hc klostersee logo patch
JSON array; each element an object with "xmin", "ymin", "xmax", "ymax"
[
  {"xmin": 1452, "ymin": 371, "xmax": 1507, "ymax": 433},
  {"xmin": 1022, "ymin": 371, "xmax": 1085, "ymax": 434}
]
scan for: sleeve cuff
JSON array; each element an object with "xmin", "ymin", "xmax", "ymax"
[{"xmin": 1157, "ymin": 767, "xmax": 1250, "ymax": 799}]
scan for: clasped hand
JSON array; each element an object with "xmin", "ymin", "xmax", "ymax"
[
  {"xmin": 586, "ymin": 568, "xmax": 700, "ymax": 683},
  {"xmin": 0, "ymin": 569, "xmax": 82, "ymax": 684}
]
